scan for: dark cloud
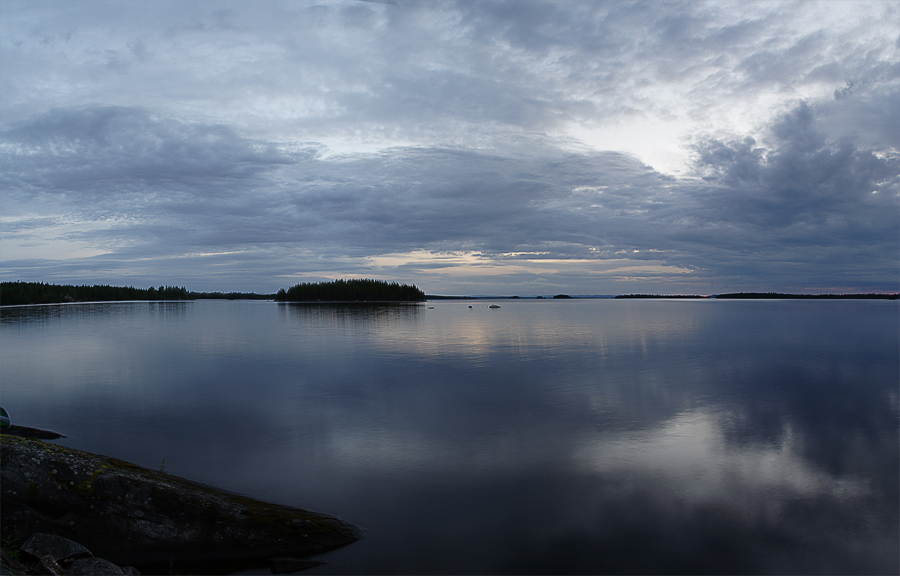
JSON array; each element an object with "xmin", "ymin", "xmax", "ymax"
[
  {"xmin": 686, "ymin": 102, "xmax": 899, "ymax": 283},
  {"xmin": 829, "ymin": 79, "xmax": 900, "ymax": 151},
  {"xmin": 3, "ymin": 106, "xmax": 292, "ymax": 198},
  {"xmin": 3, "ymin": 98, "xmax": 896, "ymax": 294},
  {"xmin": 1, "ymin": 1, "xmax": 897, "ymax": 293}
]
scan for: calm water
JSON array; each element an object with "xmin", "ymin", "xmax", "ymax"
[{"xmin": 1, "ymin": 299, "xmax": 897, "ymax": 574}]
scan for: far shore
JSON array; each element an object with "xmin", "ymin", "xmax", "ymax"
[
  {"xmin": 2, "ymin": 279, "xmax": 898, "ymax": 307},
  {"xmin": 427, "ymin": 293, "xmax": 899, "ymax": 300}
]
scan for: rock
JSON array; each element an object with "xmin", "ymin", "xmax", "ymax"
[
  {"xmin": 1, "ymin": 435, "xmax": 362, "ymax": 572},
  {"xmin": 21, "ymin": 533, "xmax": 92, "ymax": 564},
  {"xmin": 8, "ymin": 533, "xmax": 139, "ymax": 576},
  {"xmin": 66, "ymin": 557, "xmax": 127, "ymax": 575},
  {"xmin": 1, "ymin": 547, "xmax": 30, "ymax": 575},
  {"xmin": 2, "ymin": 426, "xmax": 65, "ymax": 440},
  {"xmin": 36, "ymin": 554, "xmax": 64, "ymax": 575}
]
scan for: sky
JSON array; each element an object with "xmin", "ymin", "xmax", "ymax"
[{"xmin": 1, "ymin": 0, "xmax": 898, "ymax": 296}]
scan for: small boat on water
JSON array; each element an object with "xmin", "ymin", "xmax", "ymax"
[{"xmin": 488, "ymin": 304, "xmax": 501, "ymax": 309}]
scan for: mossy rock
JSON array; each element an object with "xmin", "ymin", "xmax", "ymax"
[{"xmin": 1, "ymin": 435, "xmax": 361, "ymax": 571}]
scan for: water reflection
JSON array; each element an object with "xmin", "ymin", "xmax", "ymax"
[
  {"xmin": 577, "ymin": 409, "xmax": 871, "ymax": 503},
  {"xmin": 0, "ymin": 300, "xmax": 192, "ymax": 326},
  {"xmin": 278, "ymin": 302, "xmax": 423, "ymax": 331},
  {"xmin": 0, "ymin": 300, "xmax": 896, "ymax": 574}
]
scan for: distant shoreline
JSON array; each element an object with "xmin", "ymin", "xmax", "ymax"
[
  {"xmin": 3, "ymin": 293, "xmax": 897, "ymax": 306},
  {"xmin": 277, "ymin": 300, "xmax": 423, "ymax": 305},
  {"xmin": 427, "ymin": 293, "xmax": 899, "ymax": 300},
  {"xmin": 3, "ymin": 281, "xmax": 897, "ymax": 306},
  {"xmin": 616, "ymin": 293, "xmax": 899, "ymax": 300}
]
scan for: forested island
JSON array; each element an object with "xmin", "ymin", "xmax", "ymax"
[
  {"xmin": 275, "ymin": 279, "xmax": 425, "ymax": 302},
  {"xmin": 0, "ymin": 280, "xmax": 424, "ymax": 306},
  {"xmin": 0, "ymin": 282, "xmax": 193, "ymax": 306}
]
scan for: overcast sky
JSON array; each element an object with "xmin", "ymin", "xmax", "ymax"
[{"xmin": 1, "ymin": 0, "xmax": 898, "ymax": 295}]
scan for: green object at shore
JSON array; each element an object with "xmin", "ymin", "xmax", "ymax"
[{"xmin": 1, "ymin": 406, "xmax": 10, "ymax": 430}]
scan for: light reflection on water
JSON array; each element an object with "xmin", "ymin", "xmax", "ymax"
[{"xmin": 1, "ymin": 299, "xmax": 897, "ymax": 574}]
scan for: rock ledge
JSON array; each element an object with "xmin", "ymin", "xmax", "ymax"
[
  {"xmin": 1, "ymin": 434, "xmax": 361, "ymax": 573},
  {"xmin": 2, "ymin": 532, "xmax": 139, "ymax": 575}
]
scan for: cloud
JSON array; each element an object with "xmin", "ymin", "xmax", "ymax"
[
  {"xmin": 3, "ymin": 105, "xmax": 292, "ymax": 197},
  {"xmin": 1, "ymin": 1, "xmax": 897, "ymax": 293},
  {"xmin": 340, "ymin": 102, "xmax": 900, "ymax": 292},
  {"xmin": 2, "ymin": 98, "xmax": 896, "ymax": 294},
  {"xmin": 684, "ymin": 102, "xmax": 899, "ymax": 288},
  {"xmin": 4, "ymin": 1, "xmax": 892, "ymax": 149}
]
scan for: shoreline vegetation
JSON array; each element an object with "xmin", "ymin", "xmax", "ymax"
[
  {"xmin": 0, "ymin": 282, "xmax": 195, "ymax": 306},
  {"xmin": 1, "ymin": 281, "xmax": 896, "ymax": 306}
]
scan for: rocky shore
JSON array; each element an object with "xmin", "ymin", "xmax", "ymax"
[
  {"xmin": 1, "ymin": 532, "xmax": 140, "ymax": 575},
  {"xmin": 1, "ymin": 431, "xmax": 362, "ymax": 574}
]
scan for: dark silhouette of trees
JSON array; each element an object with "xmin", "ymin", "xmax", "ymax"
[
  {"xmin": 274, "ymin": 279, "xmax": 425, "ymax": 302},
  {"xmin": 192, "ymin": 292, "xmax": 276, "ymax": 300},
  {"xmin": 714, "ymin": 292, "xmax": 898, "ymax": 300},
  {"xmin": 0, "ymin": 282, "xmax": 193, "ymax": 306},
  {"xmin": 614, "ymin": 292, "xmax": 898, "ymax": 299},
  {"xmin": 615, "ymin": 294, "xmax": 706, "ymax": 299},
  {"xmin": 1, "ymin": 280, "xmax": 428, "ymax": 306}
]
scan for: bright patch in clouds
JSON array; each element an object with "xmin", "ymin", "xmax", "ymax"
[
  {"xmin": 566, "ymin": 120, "xmax": 693, "ymax": 176},
  {"xmin": 1, "ymin": 0, "xmax": 897, "ymax": 294}
]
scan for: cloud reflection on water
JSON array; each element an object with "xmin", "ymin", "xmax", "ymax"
[
  {"xmin": 1, "ymin": 299, "xmax": 896, "ymax": 574},
  {"xmin": 576, "ymin": 409, "xmax": 871, "ymax": 505}
]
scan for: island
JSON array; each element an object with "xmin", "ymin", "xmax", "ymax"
[
  {"xmin": 0, "ymin": 282, "xmax": 193, "ymax": 306},
  {"xmin": 274, "ymin": 279, "xmax": 425, "ymax": 302}
]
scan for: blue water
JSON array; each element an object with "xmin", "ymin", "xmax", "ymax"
[{"xmin": 1, "ymin": 299, "xmax": 897, "ymax": 574}]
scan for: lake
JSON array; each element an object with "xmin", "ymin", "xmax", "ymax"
[{"xmin": 1, "ymin": 298, "xmax": 897, "ymax": 574}]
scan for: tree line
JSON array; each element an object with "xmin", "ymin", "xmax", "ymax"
[
  {"xmin": 0, "ymin": 279, "xmax": 423, "ymax": 306},
  {"xmin": 715, "ymin": 292, "xmax": 898, "ymax": 299},
  {"xmin": 275, "ymin": 279, "xmax": 425, "ymax": 302},
  {"xmin": 615, "ymin": 294, "xmax": 706, "ymax": 299},
  {"xmin": 616, "ymin": 292, "xmax": 898, "ymax": 299},
  {"xmin": 0, "ymin": 282, "xmax": 193, "ymax": 306},
  {"xmin": 192, "ymin": 291, "xmax": 276, "ymax": 300}
]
